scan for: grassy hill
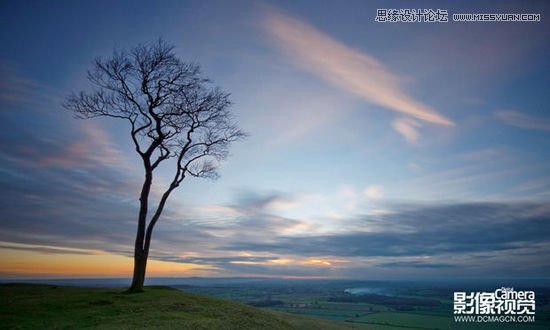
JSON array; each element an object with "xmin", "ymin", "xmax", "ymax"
[{"xmin": 0, "ymin": 284, "xmax": 365, "ymax": 329}]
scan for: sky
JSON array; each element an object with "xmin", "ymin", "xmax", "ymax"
[{"xmin": 0, "ymin": 0, "xmax": 549, "ymax": 280}]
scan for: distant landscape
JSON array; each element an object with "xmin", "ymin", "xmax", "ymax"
[{"xmin": 3, "ymin": 278, "xmax": 549, "ymax": 329}]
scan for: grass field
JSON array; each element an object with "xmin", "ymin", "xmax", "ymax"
[{"xmin": 0, "ymin": 284, "xmax": 365, "ymax": 329}]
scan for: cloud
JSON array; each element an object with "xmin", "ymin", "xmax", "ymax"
[
  {"xmin": 2, "ymin": 151, "xmax": 550, "ymax": 280},
  {"xmin": 252, "ymin": 87, "xmax": 351, "ymax": 144},
  {"xmin": 233, "ymin": 190, "xmax": 301, "ymax": 213},
  {"xmin": 379, "ymin": 261, "xmax": 455, "ymax": 269},
  {"xmin": 0, "ymin": 242, "xmax": 97, "ymax": 255},
  {"xmin": 363, "ymin": 185, "xmax": 384, "ymax": 199},
  {"xmin": 151, "ymin": 200, "xmax": 549, "ymax": 278},
  {"xmin": 155, "ymin": 255, "xmax": 343, "ymax": 278},
  {"xmin": 263, "ymin": 8, "xmax": 454, "ymax": 132},
  {"xmin": 28, "ymin": 123, "xmax": 130, "ymax": 170},
  {"xmin": 154, "ymin": 255, "xmax": 276, "ymax": 266},
  {"xmin": 224, "ymin": 202, "xmax": 550, "ymax": 259},
  {"xmin": 494, "ymin": 110, "xmax": 550, "ymax": 131},
  {"xmin": 513, "ymin": 177, "xmax": 550, "ymax": 194},
  {"xmin": 0, "ymin": 62, "xmax": 60, "ymax": 108},
  {"xmin": 0, "ymin": 115, "xmax": 143, "ymax": 257},
  {"xmin": 392, "ymin": 117, "xmax": 421, "ymax": 143}
]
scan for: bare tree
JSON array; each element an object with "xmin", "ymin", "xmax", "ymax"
[{"xmin": 64, "ymin": 40, "xmax": 247, "ymax": 292}]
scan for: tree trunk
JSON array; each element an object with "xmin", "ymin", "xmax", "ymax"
[
  {"xmin": 127, "ymin": 166, "xmax": 152, "ymax": 293},
  {"xmin": 128, "ymin": 250, "xmax": 148, "ymax": 292},
  {"xmin": 127, "ymin": 185, "xmax": 175, "ymax": 292}
]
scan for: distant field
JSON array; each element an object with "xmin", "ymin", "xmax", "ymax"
[
  {"xmin": 0, "ymin": 284, "xmax": 364, "ymax": 329},
  {"xmin": 177, "ymin": 279, "xmax": 550, "ymax": 330}
]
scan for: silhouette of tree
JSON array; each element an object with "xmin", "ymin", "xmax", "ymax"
[{"xmin": 64, "ymin": 39, "xmax": 247, "ymax": 292}]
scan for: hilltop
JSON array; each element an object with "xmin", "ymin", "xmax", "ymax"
[{"xmin": 1, "ymin": 284, "xmax": 364, "ymax": 329}]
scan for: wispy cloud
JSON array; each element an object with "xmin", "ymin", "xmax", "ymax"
[
  {"xmin": 2, "ymin": 159, "xmax": 550, "ymax": 278},
  {"xmin": 0, "ymin": 242, "xmax": 98, "ymax": 255},
  {"xmin": 31, "ymin": 123, "xmax": 129, "ymax": 170},
  {"xmin": 379, "ymin": 261, "xmax": 455, "ymax": 269},
  {"xmin": 233, "ymin": 190, "xmax": 301, "ymax": 213},
  {"xmin": 495, "ymin": 110, "xmax": 550, "ymax": 131},
  {"xmin": 392, "ymin": 117, "xmax": 421, "ymax": 143},
  {"xmin": 225, "ymin": 202, "xmax": 550, "ymax": 259},
  {"xmin": 0, "ymin": 62, "xmax": 60, "ymax": 108},
  {"xmin": 263, "ymin": 8, "xmax": 454, "ymax": 144},
  {"xmin": 258, "ymin": 88, "xmax": 350, "ymax": 144},
  {"xmin": 363, "ymin": 185, "xmax": 384, "ymax": 199},
  {"xmin": 514, "ymin": 177, "xmax": 550, "ymax": 193}
]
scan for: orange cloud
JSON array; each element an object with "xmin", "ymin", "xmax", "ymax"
[
  {"xmin": 305, "ymin": 259, "xmax": 332, "ymax": 266},
  {"xmin": 303, "ymin": 258, "xmax": 349, "ymax": 267}
]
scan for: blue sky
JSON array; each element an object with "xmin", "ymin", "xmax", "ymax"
[{"xmin": 1, "ymin": 0, "xmax": 549, "ymax": 279}]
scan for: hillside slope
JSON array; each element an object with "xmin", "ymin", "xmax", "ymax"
[{"xmin": 1, "ymin": 284, "xmax": 364, "ymax": 329}]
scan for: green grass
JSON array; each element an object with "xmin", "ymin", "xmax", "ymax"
[{"xmin": 0, "ymin": 284, "xmax": 366, "ymax": 329}]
